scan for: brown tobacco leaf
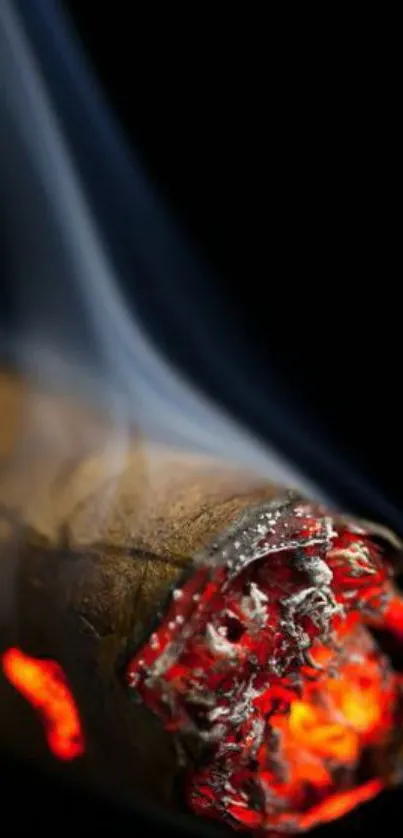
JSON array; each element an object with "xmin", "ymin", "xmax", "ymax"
[{"xmin": 0, "ymin": 371, "xmax": 278, "ymax": 805}]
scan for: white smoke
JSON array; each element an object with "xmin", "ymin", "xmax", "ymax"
[{"xmin": 0, "ymin": 0, "xmax": 319, "ymax": 499}]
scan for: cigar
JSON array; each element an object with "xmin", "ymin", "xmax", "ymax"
[
  {"xmin": 1, "ymin": 371, "xmax": 403, "ymax": 834},
  {"xmin": 0, "ymin": 371, "xmax": 278, "ymax": 806}
]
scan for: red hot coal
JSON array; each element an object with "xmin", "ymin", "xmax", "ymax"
[{"xmin": 127, "ymin": 495, "xmax": 403, "ymax": 833}]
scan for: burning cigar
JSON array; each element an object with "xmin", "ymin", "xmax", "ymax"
[
  {"xmin": 0, "ymin": 371, "xmax": 278, "ymax": 804},
  {"xmin": 1, "ymin": 371, "xmax": 403, "ymax": 833}
]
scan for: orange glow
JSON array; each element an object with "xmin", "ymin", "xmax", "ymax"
[
  {"xmin": 260, "ymin": 621, "xmax": 400, "ymax": 826},
  {"xmin": 298, "ymin": 779, "xmax": 384, "ymax": 831},
  {"xmin": 2, "ymin": 647, "xmax": 85, "ymax": 761},
  {"xmin": 288, "ymin": 699, "xmax": 359, "ymax": 763}
]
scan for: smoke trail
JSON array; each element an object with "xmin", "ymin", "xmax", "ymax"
[{"xmin": 0, "ymin": 0, "xmax": 318, "ymax": 500}]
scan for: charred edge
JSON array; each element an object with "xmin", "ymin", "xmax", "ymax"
[
  {"xmin": 117, "ymin": 560, "xmax": 196, "ymax": 688},
  {"xmin": 193, "ymin": 490, "xmax": 302, "ymax": 568},
  {"xmin": 120, "ymin": 492, "xmax": 302, "ymax": 698}
]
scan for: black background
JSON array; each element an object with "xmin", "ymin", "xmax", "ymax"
[
  {"xmin": 1, "ymin": 0, "xmax": 401, "ymax": 532},
  {"xmin": 59, "ymin": 2, "xmax": 402, "ymax": 537}
]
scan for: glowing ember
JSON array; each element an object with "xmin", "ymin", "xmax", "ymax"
[
  {"xmin": 2, "ymin": 647, "xmax": 85, "ymax": 761},
  {"xmin": 127, "ymin": 497, "xmax": 403, "ymax": 832},
  {"xmin": 296, "ymin": 779, "xmax": 384, "ymax": 832}
]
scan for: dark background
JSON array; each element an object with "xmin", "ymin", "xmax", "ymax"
[
  {"xmin": 60, "ymin": 2, "xmax": 402, "ymax": 537},
  {"xmin": 1, "ymin": 0, "xmax": 401, "ymax": 532}
]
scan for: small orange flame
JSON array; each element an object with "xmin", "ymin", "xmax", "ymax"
[
  {"xmin": 2, "ymin": 647, "xmax": 85, "ymax": 761},
  {"xmin": 288, "ymin": 700, "xmax": 359, "ymax": 763},
  {"xmin": 298, "ymin": 779, "xmax": 384, "ymax": 831},
  {"xmin": 262, "ymin": 620, "xmax": 400, "ymax": 826}
]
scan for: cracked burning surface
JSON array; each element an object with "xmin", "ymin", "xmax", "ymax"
[{"xmin": 127, "ymin": 496, "xmax": 403, "ymax": 833}]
